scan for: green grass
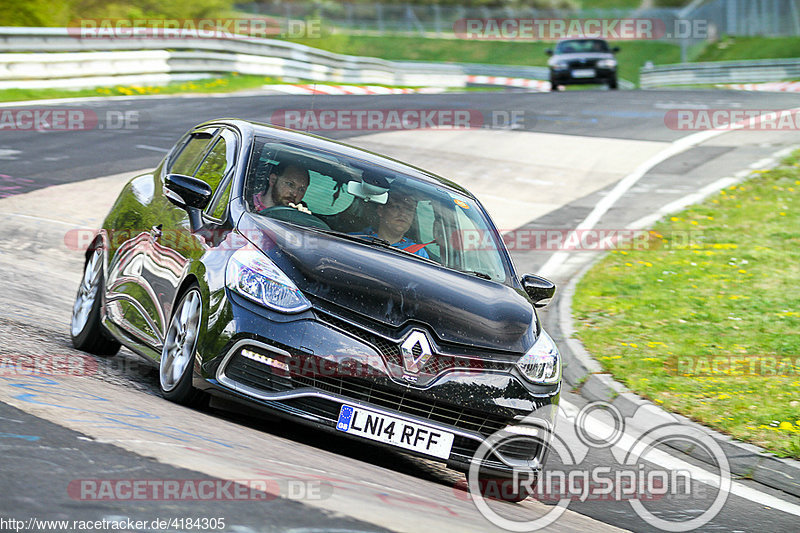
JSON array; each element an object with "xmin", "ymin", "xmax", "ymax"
[
  {"xmin": 695, "ymin": 36, "xmax": 800, "ymax": 63},
  {"xmin": 0, "ymin": 74, "xmax": 284, "ymax": 103},
  {"xmin": 283, "ymin": 34, "xmax": 682, "ymax": 86},
  {"xmin": 577, "ymin": 0, "xmax": 641, "ymax": 8},
  {"xmin": 0, "ymin": 73, "xmax": 454, "ymax": 103},
  {"xmin": 572, "ymin": 152, "xmax": 800, "ymax": 458}
]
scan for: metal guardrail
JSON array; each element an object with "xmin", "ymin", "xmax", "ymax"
[
  {"xmin": 0, "ymin": 27, "xmax": 558, "ymax": 90},
  {"xmin": 0, "ymin": 27, "xmax": 464, "ymax": 89},
  {"xmin": 0, "ymin": 27, "xmax": 563, "ymax": 90},
  {"xmin": 640, "ymin": 58, "xmax": 800, "ymax": 88},
  {"xmin": 5, "ymin": 27, "xmax": 792, "ymax": 92}
]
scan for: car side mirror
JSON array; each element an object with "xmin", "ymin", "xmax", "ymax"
[
  {"xmin": 612, "ymin": 46, "xmax": 620, "ymax": 53},
  {"xmin": 521, "ymin": 274, "xmax": 556, "ymax": 307},
  {"xmin": 164, "ymin": 174, "xmax": 213, "ymax": 211},
  {"xmin": 545, "ymin": 49, "xmax": 553, "ymax": 56}
]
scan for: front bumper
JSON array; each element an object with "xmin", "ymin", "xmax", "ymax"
[
  {"xmin": 196, "ymin": 291, "xmax": 560, "ymax": 475},
  {"xmin": 550, "ymin": 67, "xmax": 616, "ymax": 85}
]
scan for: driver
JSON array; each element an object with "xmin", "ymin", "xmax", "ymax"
[
  {"xmin": 355, "ymin": 186, "xmax": 430, "ymax": 259},
  {"xmin": 254, "ymin": 162, "xmax": 310, "ymax": 212}
]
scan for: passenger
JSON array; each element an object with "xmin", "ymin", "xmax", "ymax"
[
  {"xmin": 253, "ymin": 162, "xmax": 310, "ymax": 212},
  {"xmin": 356, "ymin": 187, "xmax": 430, "ymax": 259}
]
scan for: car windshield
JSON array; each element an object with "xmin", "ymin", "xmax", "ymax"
[
  {"xmin": 245, "ymin": 136, "xmax": 510, "ymax": 283},
  {"xmin": 555, "ymin": 39, "xmax": 609, "ymax": 54}
]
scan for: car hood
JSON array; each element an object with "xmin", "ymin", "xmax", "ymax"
[{"xmin": 237, "ymin": 213, "xmax": 536, "ymax": 353}]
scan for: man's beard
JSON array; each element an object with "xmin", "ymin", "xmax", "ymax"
[{"xmin": 270, "ymin": 186, "xmax": 284, "ymax": 206}]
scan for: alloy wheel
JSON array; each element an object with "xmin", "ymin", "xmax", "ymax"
[{"xmin": 160, "ymin": 290, "xmax": 202, "ymax": 392}]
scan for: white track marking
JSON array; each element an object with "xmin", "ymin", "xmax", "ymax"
[
  {"xmin": 539, "ymin": 107, "xmax": 800, "ymax": 278},
  {"xmin": 560, "ymin": 399, "xmax": 800, "ymax": 516},
  {"xmin": 135, "ymin": 144, "xmax": 169, "ymax": 153}
]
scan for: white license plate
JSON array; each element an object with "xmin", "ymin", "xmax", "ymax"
[
  {"xmin": 572, "ymin": 69, "xmax": 595, "ymax": 78},
  {"xmin": 336, "ymin": 404, "xmax": 454, "ymax": 460}
]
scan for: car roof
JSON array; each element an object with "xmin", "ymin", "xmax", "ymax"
[{"xmin": 199, "ymin": 118, "xmax": 474, "ymax": 198}]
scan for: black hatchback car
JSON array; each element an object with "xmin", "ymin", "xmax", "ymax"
[
  {"xmin": 547, "ymin": 38, "xmax": 620, "ymax": 90},
  {"xmin": 70, "ymin": 119, "xmax": 561, "ymax": 497}
]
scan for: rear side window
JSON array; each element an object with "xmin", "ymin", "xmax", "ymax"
[
  {"xmin": 195, "ymin": 137, "xmax": 232, "ymax": 192},
  {"xmin": 169, "ymin": 130, "xmax": 216, "ymax": 175},
  {"xmin": 200, "ymin": 129, "xmax": 238, "ymax": 221},
  {"xmin": 209, "ymin": 181, "xmax": 232, "ymax": 220}
]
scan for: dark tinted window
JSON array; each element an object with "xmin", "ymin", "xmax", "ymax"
[
  {"xmin": 195, "ymin": 138, "xmax": 230, "ymax": 192},
  {"xmin": 201, "ymin": 129, "xmax": 238, "ymax": 220},
  {"xmin": 245, "ymin": 137, "xmax": 510, "ymax": 282},
  {"xmin": 555, "ymin": 39, "xmax": 609, "ymax": 54},
  {"xmin": 169, "ymin": 130, "xmax": 216, "ymax": 175}
]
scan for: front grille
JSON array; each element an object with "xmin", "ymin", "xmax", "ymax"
[
  {"xmin": 316, "ymin": 312, "xmax": 403, "ymax": 368},
  {"xmin": 567, "ymin": 59, "xmax": 598, "ymax": 69},
  {"xmin": 495, "ymin": 436, "xmax": 543, "ymax": 462},
  {"xmin": 223, "ymin": 350, "xmax": 514, "ymax": 437},
  {"xmin": 224, "ymin": 352, "xmax": 294, "ymax": 392},
  {"xmin": 450, "ymin": 436, "xmax": 542, "ymax": 469},
  {"xmin": 315, "ymin": 311, "xmax": 516, "ymax": 379}
]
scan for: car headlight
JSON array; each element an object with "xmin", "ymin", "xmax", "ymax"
[
  {"xmin": 598, "ymin": 59, "xmax": 617, "ymax": 69},
  {"xmin": 225, "ymin": 249, "xmax": 311, "ymax": 313},
  {"xmin": 516, "ymin": 330, "xmax": 561, "ymax": 385},
  {"xmin": 550, "ymin": 60, "xmax": 568, "ymax": 69}
]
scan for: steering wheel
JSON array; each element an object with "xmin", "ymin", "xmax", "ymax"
[{"xmin": 258, "ymin": 206, "xmax": 331, "ymax": 230}]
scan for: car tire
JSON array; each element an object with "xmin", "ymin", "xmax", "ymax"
[
  {"xmin": 549, "ymin": 81, "xmax": 560, "ymax": 92},
  {"xmin": 159, "ymin": 284, "xmax": 204, "ymax": 405},
  {"xmin": 70, "ymin": 246, "xmax": 121, "ymax": 356},
  {"xmin": 608, "ymin": 78, "xmax": 618, "ymax": 90}
]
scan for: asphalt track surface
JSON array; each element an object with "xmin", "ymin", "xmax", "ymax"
[{"xmin": 1, "ymin": 89, "xmax": 800, "ymax": 532}]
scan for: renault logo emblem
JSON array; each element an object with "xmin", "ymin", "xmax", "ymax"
[{"xmin": 400, "ymin": 330, "xmax": 433, "ymax": 377}]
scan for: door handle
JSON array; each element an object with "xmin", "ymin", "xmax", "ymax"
[{"xmin": 150, "ymin": 224, "xmax": 163, "ymax": 239}]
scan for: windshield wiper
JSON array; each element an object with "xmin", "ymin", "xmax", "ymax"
[
  {"xmin": 311, "ymin": 228, "xmax": 392, "ymax": 247},
  {"xmin": 352, "ymin": 234, "xmax": 393, "ymax": 247}
]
